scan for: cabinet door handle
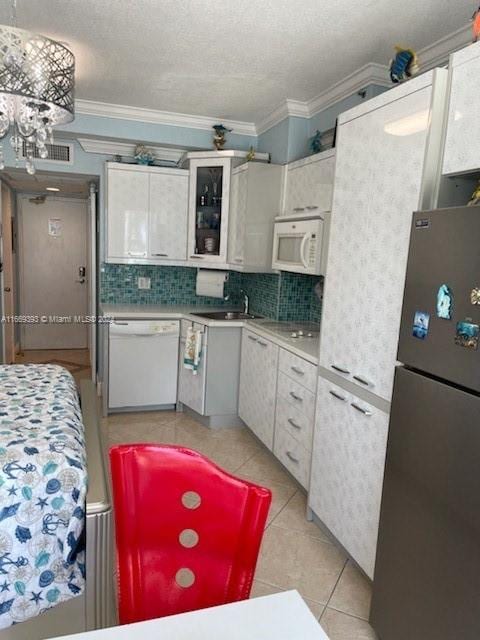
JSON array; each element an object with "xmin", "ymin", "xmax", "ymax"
[
  {"xmin": 287, "ymin": 418, "xmax": 302, "ymax": 430},
  {"xmin": 329, "ymin": 390, "xmax": 347, "ymax": 402},
  {"xmin": 353, "ymin": 375, "xmax": 373, "ymax": 387},
  {"xmin": 286, "ymin": 451, "xmax": 299, "ymax": 464},
  {"xmin": 306, "ymin": 205, "xmax": 319, "ymax": 210},
  {"xmin": 291, "ymin": 366, "xmax": 305, "ymax": 376},
  {"xmin": 234, "ymin": 257, "xmax": 243, "ymax": 263},
  {"xmin": 351, "ymin": 402, "xmax": 373, "ymax": 416},
  {"xmin": 247, "ymin": 335, "xmax": 258, "ymax": 342},
  {"xmin": 331, "ymin": 364, "xmax": 350, "ymax": 375},
  {"xmin": 190, "ymin": 255, "xmax": 204, "ymax": 259},
  {"xmin": 113, "ymin": 321, "xmax": 128, "ymax": 326},
  {"xmin": 289, "ymin": 391, "xmax": 303, "ymax": 402},
  {"xmin": 293, "ymin": 207, "xmax": 305, "ymax": 212},
  {"xmin": 152, "ymin": 252, "xmax": 168, "ymax": 257},
  {"xmin": 257, "ymin": 340, "xmax": 268, "ymax": 347},
  {"xmin": 127, "ymin": 251, "xmax": 147, "ymax": 257}
]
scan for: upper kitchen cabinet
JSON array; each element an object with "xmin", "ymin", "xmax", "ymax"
[
  {"xmin": 443, "ymin": 41, "xmax": 480, "ymax": 176},
  {"xmin": 318, "ymin": 69, "xmax": 448, "ymax": 403},
  {"xmin": 187, "ymin": 157, "xmax": 231, "ymax": 264},
  {"xmin": 281, "ymin": 149, "xmax": 335, "ymax": 217},
  {"xmin": 228, "ymin": 162, "xmax": 282, "ymax": 271},
  {"xmin": 106, "ymin": 163, "xmax": 189, "ymax": 264}
]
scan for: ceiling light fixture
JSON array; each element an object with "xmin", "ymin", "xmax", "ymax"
[
  {"xmin": 45, "ymin": 186, "xmax": 60, "ymax": 191},
  {"xmin": 0, "ymin": 0, "xmax": 75, "ymax": 174}
]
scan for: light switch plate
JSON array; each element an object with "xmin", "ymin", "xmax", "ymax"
[{"xmin": 137, "ymin": 277, "xmax": 151, "ymax": 290}]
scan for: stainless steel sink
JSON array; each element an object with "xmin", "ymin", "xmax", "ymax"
[{"xmin": 191, "ymin": 311, "xmax": 264, "ymax": 321}]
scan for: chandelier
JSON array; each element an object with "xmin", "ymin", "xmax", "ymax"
[{"xmin": 0, "ymin": 6, "xmax": 75, "ymax": 174}]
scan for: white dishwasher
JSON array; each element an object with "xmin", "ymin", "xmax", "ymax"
[{"xmin": 108, "ymin": 320, "xmax": 179, "ymax": 410}]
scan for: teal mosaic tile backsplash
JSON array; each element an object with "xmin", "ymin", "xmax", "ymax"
[{"xmin": 101, "ymin": 264, "xmax": 322, "ymax": 323}]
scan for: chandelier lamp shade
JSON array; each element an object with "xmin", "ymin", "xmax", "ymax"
[{"xmin": 0, "ymin": 24, "xmax": 75, "ymax": 174}]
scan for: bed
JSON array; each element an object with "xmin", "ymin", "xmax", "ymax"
[{"xmin": 0, "ymin": 365, "xmax": 114, "ymax": 639}]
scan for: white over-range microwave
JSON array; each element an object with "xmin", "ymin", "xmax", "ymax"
[{"xmin": 272, "ymin": 214, "xmax": 330, "ymax": 275}]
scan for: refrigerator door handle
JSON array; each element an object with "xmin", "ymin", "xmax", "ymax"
[{"xmin": 351, "ymin": 402, "xmax": 373, "ymax": 416}]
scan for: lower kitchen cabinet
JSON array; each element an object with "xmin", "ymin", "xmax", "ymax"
[
  {"xmin": 178, "ymin": 321, "xmax": 242, "ymax": 421},
  {"xmin": 308, "ymin": 376, "xmax": 389, "ymax": 579},
  {"xmin": 238, "ymin": 329, "xmax": 279, "ymax": 449}
]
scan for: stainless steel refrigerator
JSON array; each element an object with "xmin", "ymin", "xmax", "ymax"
[{"xmin": 370, "ymin": 205, "xmax": 480, "ymax": 640}]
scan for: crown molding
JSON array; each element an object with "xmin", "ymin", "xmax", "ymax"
[
  {"xmin": 306, "ymin": 62, "xmax": 391, "ymax": 118},
  {"xmin": 75, "ymin": 99, "xmax": 257, "ymax": 137},
  {"xmin": 77, "ymin": 138, "xmax": 186, "ymax": 162},
  {"xmin": 417, "ymin": 23, "xmax": 471, "ymax": 71}
]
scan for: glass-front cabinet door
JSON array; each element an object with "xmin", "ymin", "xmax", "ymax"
[{"xmin": 187, "ymin": 158, "xmax": 231, "ymax": 264}]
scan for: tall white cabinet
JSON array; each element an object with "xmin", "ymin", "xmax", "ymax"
[
  {"xmin": 443, "ymin": 41, "xmax": 480, "ymax": 176},
  {"xmin": 309, "ymin": 69, "xmax": 449, "ymax": 579}
]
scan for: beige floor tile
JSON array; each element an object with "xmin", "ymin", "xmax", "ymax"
[
  {"xmin": 236, "ymin": 448, "xmax": 298, "ymax": 489},
  {"xmin": 320, "ymin": 607, "xmax": 378, "ymax": 640},
  {"xmin": 250, "ymin": 581, "xmax": 324, "ymax": 619},
  {"xmin": 256, "ymin": 524, "xmax": 346, "ymax": 604},
  {"xmin": 329, "ymin": 561, "xmax": 372, "ymax": 621},
  {"xmin": 271, "ymin": 491, "xmax": 332, "ymax": 543}
]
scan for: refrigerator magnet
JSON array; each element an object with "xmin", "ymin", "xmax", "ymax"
[
  {"xmin": 436, "ymin": 284, "xmax": 453, "ymax": 320},
  {"xmin": 455, "ymin": 320, "xmax": 479, "ymax": 351},
  {"xmin": 470, "ymin": 288, "xmax": 480, "ymax": 305},
  {"xmin": 412, "ymin": 311, "xmax": 430, "ymax": 340}
]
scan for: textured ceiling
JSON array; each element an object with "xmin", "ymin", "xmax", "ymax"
[{"xmin": 0, "ymin": 0, "xmax": 474, "ymax": 122}]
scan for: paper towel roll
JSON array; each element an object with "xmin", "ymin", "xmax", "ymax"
[{"xmin": 196, "ymin": 269, "xmax": 229, "ymax": 299}]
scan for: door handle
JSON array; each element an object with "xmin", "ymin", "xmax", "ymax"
[
  {"xmin": 289, "ymin": 391, "xmax": 303, "ymax": 402},
  {"xmin": 3, "ymin": 286, "xmax": 11, "ymax": 292},
  {"xmin": 331, "ymin": 364, "xmax": 350, "ymax": 375},
  {"xmin": 329, "ymin": 390, "xmax": 347, "ymax": 402},
  {"xmin": 291, "ymin": 366, "xmax": 305, "ymax": 376},
  {"xmin": 353, "ymin": 375, "xmax": 373, "ymax": 387},
  {"xmin": 76, "ymin": 278, "xmax": 85, "ymax": 284},
  {"xmin": 351, "ymin": 402, "xmax": 373, "ymax": 416},
  {"xmin": 287, "ymin": 418, "xmax": 302, "ymax": 430},
  {"xmin": 286, "ymin": 451, "xmax": 299, "ymax": 464}
]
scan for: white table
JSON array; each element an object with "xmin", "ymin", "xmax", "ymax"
[{"xmin": 51, "ymin": 591, "xmax": 329, "ymax": 640}]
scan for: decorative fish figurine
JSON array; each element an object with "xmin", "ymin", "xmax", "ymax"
[
  {"xmin": 473, "ymin": 5, "xmax": 480, "ymax": 42},
  {"xmin": 309, "ymin": 130, "xmax": 323, "ymax": 154},
  {"xmin": 468, "ymin": 180, "xmax": 480, "ymax": 206},
  {"xmin": 389, "ymin": 46, "xmax": 419, "ymax": 83}
]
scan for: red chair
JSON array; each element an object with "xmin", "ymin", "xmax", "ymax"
[{"xmin": 109, "ymin": 444, "xmax": 272, "ymax": 624}]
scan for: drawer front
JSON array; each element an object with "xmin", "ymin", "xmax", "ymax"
[
  {"xmin": 274, "ymin": 427, "xmax": 311, "ymax": 489},
  {"xmin": 275, "ymin": 396, "xmax": 313, "ymax": 451},
  {"xmin": 277, "ymin": 371, "xmax": 315, "ymax": 422},
  {"xmin": 279, "ymin": 348, "xmax": 317, "ymax": 392}
]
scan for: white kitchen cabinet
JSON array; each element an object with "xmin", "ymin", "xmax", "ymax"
[
  {"xmin": 238, "ymin": 329, "xmax": 279, "ymax": 449},
  {"xmin": 106, "ymin": 163, "xmax": 189, "ymax": 264},
  {"xmin": 281, "ymin": 149, "xmax": 335, "ymax": 217},
  {"xmin": 309, "ymin": 377, "xmax": 389, "ymax": 579},
  {"xmin": 148, "ymin": 169, "xmax": 189, "ymax": 261},
  {"xmin": 443, "ymin": 41, "xmax": 480, "ymax": 176},
  {"xmin": 178, "ymin": 321, "xmax": 243, "ymax": 424},
  {"xmin": 107, "ymin": 166, "xmax": 149, "ymax": 260},
  {"xmin": 228, "ymin": 162, "xmax": 282, "ymax": 271},
  {"xmin": 318, "ymin": 70, "xmax": 447, "ymax": 402},
  {"xmin": 187, "ymin": 158, "xmax": 231, "ymax": 265}
]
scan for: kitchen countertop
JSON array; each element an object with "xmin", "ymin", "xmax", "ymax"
[{"xmin": 101, "ymin": 304, "xmax": 320, "ymax": 365}]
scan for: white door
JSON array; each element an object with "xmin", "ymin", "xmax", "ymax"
[
  {"xmin": 19, "ymin": 196, "xmax": 89, "ymax": 350},
  {"xmin": 238, "ymin": 330, "xmax": 279, "ymax": 450},
  {"xmin": 107, "ymin": 167, "xmax": 149, "ymax": 260},
  {"xmin": 1, "ymin": 183, "xmax": 15, "ymax": 363},
  {"xmin": 149, "ymin": 169, "xmax": 189, "ymax": 261}
]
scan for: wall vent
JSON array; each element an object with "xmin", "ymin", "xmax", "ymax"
[{"xmin": 21, "ymin": 141, "xmax": 74, "ymax": 164}]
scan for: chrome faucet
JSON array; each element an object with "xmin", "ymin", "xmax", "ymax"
[{"xmin": 241, "ymin": 290, "xmax": 250, "ymax": 315}]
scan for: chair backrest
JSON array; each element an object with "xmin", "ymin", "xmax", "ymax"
[{"xmin": 109, "ymin": 443, "xmax": 271, "ymax": 624}]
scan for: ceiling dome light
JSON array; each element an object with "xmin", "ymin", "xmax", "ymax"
[{"xmin": 0, "ymin": 17, "xmax": 75, "ymax": 174}]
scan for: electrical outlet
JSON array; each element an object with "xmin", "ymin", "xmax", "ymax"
[{"xmin": 137, "ymin": 277, "xmax": 151, "ymax": 290}]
